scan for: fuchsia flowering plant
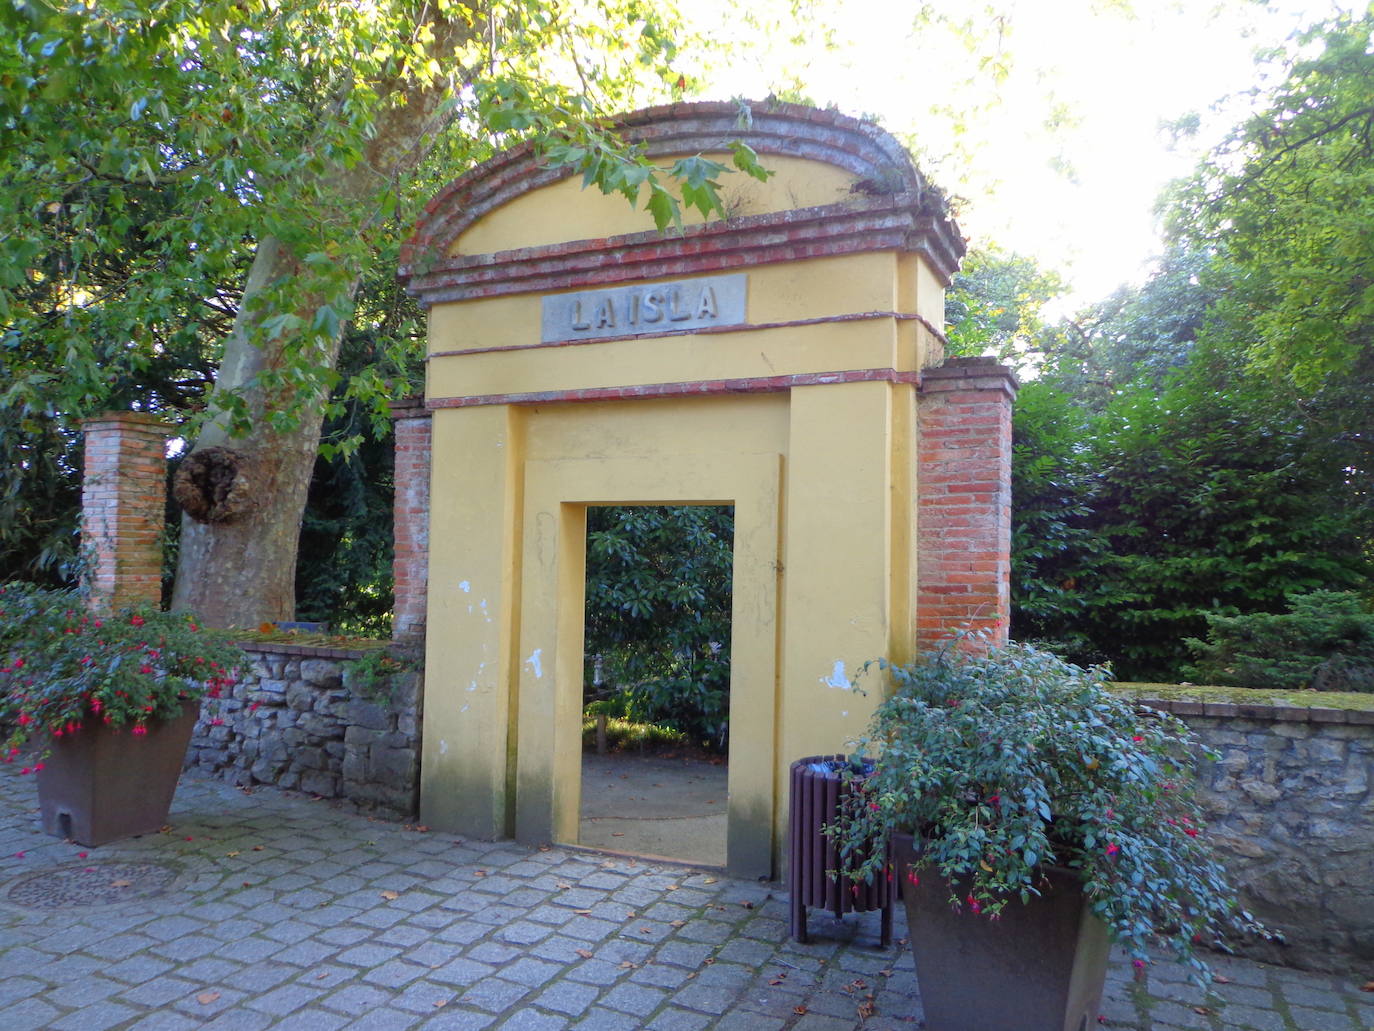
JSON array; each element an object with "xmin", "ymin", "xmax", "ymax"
[
  {"xmin": 835, "ymin": 639, "xmax": 1268, "ymax": 981},
  {"xmin": 0, "ymin": 582, "xmax": 243, "ymax": 759}
]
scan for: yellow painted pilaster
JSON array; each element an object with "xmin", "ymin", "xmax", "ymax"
[
  {"xmin": 777, "ymin": 380, "xmax": 895, "ymax": 856},
  {"xmin": 420, "ymin": 405, "xmax": 524, "ymax": 838}
]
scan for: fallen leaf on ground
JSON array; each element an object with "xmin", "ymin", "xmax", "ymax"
[
  {"xmin": 794, "ymin": 1005, "xmax": 807, "ymax": 1016},
  {"xmin": 225, "ymin": 851, "xmax": 240, "ymax": 858},
  {"xmin": 1212, "ymin": 975, "xmax": 1232, "ymax": 984},
  {"xmin": 619, "ymin": 961, "xmax": 637, "ymax": 969},
  {"xmin": 574, "ymin": 909, "xmax": 592, "ymax": 916},
  {"xmin": 111, "ymin": 880, "xmax": 132, "ymax": 888},
  {"xmin": 433, "ymin": 999, "xmax": 448, "ymax": 1008},
  {"xmin": 575, "ymin": 949, "xmax": 593, "ymax": 959},
  {"xmin": 252, "ymin": 845, "xmax": 264, "ymax": 851},
  {"xmin": 1361, "ymin": 981, "xmax": 1374, "ymax": 993},
  {"xmin": 196, "ymin": 991, "xmax": 221, "ymax": 1005},
  {"xmin": 666, "ymin": 885, "xmax": 678, "ymax": 891},
  {"xmin": 315, "ymin": 973, "xmax": 329, "ymax": 980},
  {"xmin": 740, "ymin": 901, "xmax": 754, "ymax": 909},
  {"xmin": 703, "ymin": 877, "xmax": 717, "ymax": 884},
  {"xmin": 857, "ymin": 999, "xmax": 875, "ymax": 1019},
  {"xmin": 612, "ymin": 832, "xmax": 625, "ymax": 837},
  {"xmin": 670, "ymin": 920, "xmax": 686, "ymax": 928},
  {"xmin": 474, "ymin": 870, "xmax": 486, "ymax": 877},
  {"xmin": 1192, "ymin": 1006, "xmax": 1211, "ymax": 1016},
  {"xmin": 380, "ymin": 890, "xmax": 400, "ymax": 901},
  {"xmin": 556, "ymin": 882, "xmax": 571, "ymax": 890}
]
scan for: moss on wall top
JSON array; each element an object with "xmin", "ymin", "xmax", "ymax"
[{"xmin": 1113, "ymin": 682, "xmax": 1374, "ymax": 713}]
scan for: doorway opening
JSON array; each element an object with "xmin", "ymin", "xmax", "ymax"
[{"xmin": 578, "ymin": 504, "xmax": 734, "ymax": 866}]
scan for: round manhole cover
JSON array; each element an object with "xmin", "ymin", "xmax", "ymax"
[{"xmin": 5, "ymin": 861, "xmax": 181, "ymax": 909}]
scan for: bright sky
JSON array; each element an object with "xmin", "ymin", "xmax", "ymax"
[{"xmin": 695, "ymin": 0, "xmax": 1349, "ymax": 308}]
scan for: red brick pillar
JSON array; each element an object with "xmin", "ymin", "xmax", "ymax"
[
  {"xmin": 81, "ymin": 411, "xmax": 168, "ymax": 612},
  {"xmin": 916, "ymin": 357, "xmax": 1018, "ymax": 649},
  {"xmin": 392, "ymin": 399, "xmax": 432, "ymax": 644}
]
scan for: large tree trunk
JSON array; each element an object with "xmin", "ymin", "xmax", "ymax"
[
  {"xmin": 170, "ymin": 240, "xmax": 340, "ymax": 627},
  {"xmin": 171, "ymin": 27, "xmax": 473, "ymax": 627}
]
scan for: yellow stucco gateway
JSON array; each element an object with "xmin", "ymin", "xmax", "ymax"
[{"xmin": 399, "ymin": 102, "xmax": 990, "ymax": 879}]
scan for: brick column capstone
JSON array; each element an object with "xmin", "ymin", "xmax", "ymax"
[
  {"xmin": 391, "ymin": 399, "xmax": 432, "ymax": 644},
  {"xmin": 915, "ymin": 357, "xmax": 1019, "ymax": 650},
  {"xmin": 80, "ymin": 411, "xmax": 169, "ymax": 612}
]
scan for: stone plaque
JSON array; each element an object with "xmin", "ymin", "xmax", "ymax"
[{"xmin": 541, "ymin": 274, "xmax": 747, "ymax": 343}]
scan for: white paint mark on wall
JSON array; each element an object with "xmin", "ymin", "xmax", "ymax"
[
  {"xmin": 468, "ymin": 680, "xmax": 478, "ymax": 692},
  {"xmin": 525, "ymin": 649, "xmax": 544, "ymax": 679},
  {"xmin": 459, "ymin": 580, "xmax": 471, "ymax": 593},
  {"xmin": 460, "ymin": 704, "xmax": 470, "ymax": 713},
  {"xmin": 821, "ymin": 660, "xmax": 850, "ymax": 690},
  {"xmin": 439, "ymin": 739, "xmax": 449, "ymax": 755},
  {"xmin": 480, "ymin": 599, "xmax": 491, "ymax": 623}
]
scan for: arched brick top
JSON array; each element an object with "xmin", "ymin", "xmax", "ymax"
[{"xmin": 399, "ymin": 101, "xmax": 965, "ymax": 306}]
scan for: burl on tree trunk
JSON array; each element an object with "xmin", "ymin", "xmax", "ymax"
[{"xmin": 171, "ymin": 430, "xmax": 318, "ymax": 629}]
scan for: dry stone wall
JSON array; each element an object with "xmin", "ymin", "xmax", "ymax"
[
  {"xmin": 1142, "ymin": 697, "xmax": 1374, "ymax": 973},
  {"xmin": 187, "ymin": 642, "xmax": 421, "ymax": 819}
]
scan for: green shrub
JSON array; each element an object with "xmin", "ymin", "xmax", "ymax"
[
  {"xmin": 1183, "ymin": 591, "xmax": 1374, "ymax": 691},
  {"xmin": 0, "ymin": 582, "xmax": 244, "ymax": 756},
  {"xmin": 835, "ymin": 640, "xmax": 1266, "ymax": 982}
]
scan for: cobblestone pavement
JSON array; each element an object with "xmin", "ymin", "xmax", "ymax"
[{"xmin": 1, "ymin": 765, "xmax": 1370, "ymax": 1030}]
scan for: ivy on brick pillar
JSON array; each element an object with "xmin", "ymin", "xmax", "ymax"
[
  {"xmin": 916, "ymin": 357, "xmax": 1019, "ymax": 649},
  {"xmin": 81, "ymin": 411, "xmax": 169, "ymax": 612},
  {"xmin": 391, "ymin": 399, "xmax": 432, "ymax": 643}
]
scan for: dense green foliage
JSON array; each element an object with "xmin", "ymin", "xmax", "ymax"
[
  {"xmin": 836, "ymin": 642, "xmax": 1264, "ymax": 981},
  {"xmin": 1184, "ymin": 591, "xmax": 1374, "ymax": 692},
  {"xmin": 0, "ymin": 582, "xmax": 243, "ymax": 755},
  {"xmin": 583, "ymin": 506, "xmax": 733, "ymax": 750}
]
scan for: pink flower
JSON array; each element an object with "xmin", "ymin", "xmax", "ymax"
[
  {"xmin": 129, "ymin": 615, "xmax": 145, "ymax": 627},
  {"xmin": 1105, "ymin": 843, "xmax": 1119, "ymax": 857},
  {"xmin": 132, "ymin": 725, "xmax": 147, "ymax": 736},
  {"xmin": 966, "ymin": 893, "xmax": 982, "ymax": 915},
  {"xmin": 139, "ymin": 664, "xmax": 153, "ymax": 675},
  {"xmin": 1132, "ymin": 958, "xmax": 1146, "ymax": 970}
]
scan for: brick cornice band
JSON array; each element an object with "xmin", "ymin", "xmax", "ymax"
[{"xmin": 400, "ymin": 101, "xmax": 966, "ymax": 305}]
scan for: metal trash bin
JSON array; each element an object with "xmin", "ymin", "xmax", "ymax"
[{"xmin": 788, "ymin": 754, "xmax": 893, "ymax": 948}]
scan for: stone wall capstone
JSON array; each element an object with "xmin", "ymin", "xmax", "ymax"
[
  {"xmin": 1140, "ymin": 697, "xmax": 1374, "ymax": 973},
  {"xmin": 188, "ymin": 642, "xmax": 422, "ymax": 819}
]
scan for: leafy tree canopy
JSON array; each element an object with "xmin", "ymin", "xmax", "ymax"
[{"xmin": 1165, "ymin": 12, "xmax": 1374, "ymax": 395}]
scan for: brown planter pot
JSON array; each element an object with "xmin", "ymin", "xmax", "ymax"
[
  {"xmin": 37, "ymin": 703, "xmax": 200, "ymax": 847},
  {"xmin": 893, "ymin": 832, "xmax": 1111, "ymax": 1031}
]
